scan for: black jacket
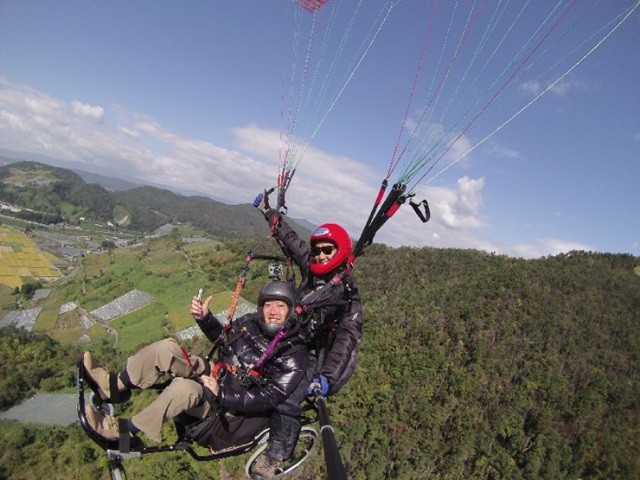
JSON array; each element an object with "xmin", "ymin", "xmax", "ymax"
[
  {"xmin": 196, "ymin": 312, "xmax": 308, "ymax": 414},
  {"xmin": 265, "ymin": 210, "xmax": 363, "ymax": 392}
]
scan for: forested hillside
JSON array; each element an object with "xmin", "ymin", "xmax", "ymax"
[
  {"xmin": 336, "ymin": 246, "xmax": 639, "ymax": 479},
  {"xmin": 0, "ymin": 161, "xmax": 115, "ymax": 223},
  {"xmin": 0, "ymin": 244, "xmax": 638, "ymax": 479},
  {"xmin": 114, "ymin": 186, "xmax": 271, "ymax": 237},
  {"xmin": 0, "ymin": 161, "xmax": 310, "ymax": 238}
]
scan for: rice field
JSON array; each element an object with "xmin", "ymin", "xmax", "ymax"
[{"xmin": 0, "ymin": 226, "xmax": 62, "ymax": 288}]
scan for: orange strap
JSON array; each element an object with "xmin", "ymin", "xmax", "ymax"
[{"xmin": 211, "ymin": 360, "xmax": 239, "ymax": 378}]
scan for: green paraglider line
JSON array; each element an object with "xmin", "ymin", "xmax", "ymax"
[{"xmin": 418, "ymin": 0, "xmax": 640, "ymax": 189}]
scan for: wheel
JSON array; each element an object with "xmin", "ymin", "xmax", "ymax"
[
  {"xmin": 245, "ymin": 426, "xmax": 318, "ymax": 478},
  {"xmin": 108, "ymin": 455, "xmax": 127, "ymax": 480}
]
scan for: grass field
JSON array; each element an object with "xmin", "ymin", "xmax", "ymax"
[
  {"xmin": 0, "ymin": 222, "xmax": 271, "ymax": 354},
  {"xmin": 0, "ymin": 226, "xmax": 62, "ymax": 289}
]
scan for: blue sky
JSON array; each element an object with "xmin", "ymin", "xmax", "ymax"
[{"xmin": 1, "ymin": 0, "xmax": 638, "ymax": 258}]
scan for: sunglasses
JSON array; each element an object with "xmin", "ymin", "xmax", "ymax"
[{"xmin": 311, "ymin": 245, "xmax": 336, "ymax": 256}]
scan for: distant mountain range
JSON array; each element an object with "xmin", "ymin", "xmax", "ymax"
[
  {"xmin": 0, "ymin": 147, "xmax": 198, "ymax": 194},
  {"xmin": 0, "ymin": 157, "xmax": 312, "ymax": 240}
]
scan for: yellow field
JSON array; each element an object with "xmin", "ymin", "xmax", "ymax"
[{"xmin": 0, "ymin": 226, "xmax": 62, "ymax": 289}]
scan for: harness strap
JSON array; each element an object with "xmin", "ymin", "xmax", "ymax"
[
  {"xmin": 212, "ymin": 360, "xmax": 224, "ymax": 378},
  {"xmin": 213, "ymin": 335, "xmax": 306, "ymax": 381},
  {"xmin": 299, "ymin": 273, "xmax": 346, "ymax": 313},
  {"xmin": 108, "ymin": 372, "xmax": 132, "ymax": 403},
  {"xmin": 270, "ymin": 213, "xmax": 281, "ymax": 234},
  {"xmin": 180, "ymin": 346, "xmax": 195, "ymax": 372},
  {"xmin": 254, "ymin": 328, "xmax": 289, "ymax": 370},
  {"xmin": 117, "ymin": 418, "xmax": 131, "ymax": 453}
]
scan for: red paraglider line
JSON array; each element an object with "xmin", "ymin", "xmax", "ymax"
[
  {"xmin": 414, "ymin": 0, "xmax": 579, "ymax": 186},
  {"xmin": 390, "ymin": 0, "xmax": 487, "ymax": 180},
  {"xmin": 387, "ymin": 0, "xmax": 438, "ymax": 179}
]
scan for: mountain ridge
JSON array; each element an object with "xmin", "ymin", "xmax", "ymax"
[
  {"xmin": 1, "ymin": 241, "xmax": 639, "ymax": 479},
  {"xmin": 0, "ymin": 159, "xmax": 312, "ymax": 239}
]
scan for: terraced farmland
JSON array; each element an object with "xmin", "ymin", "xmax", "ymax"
[{"xmin": 0, "ymin": 226, "xmax": 62, "ymax": 289}]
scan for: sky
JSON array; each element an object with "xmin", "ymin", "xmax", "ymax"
[{"xmin": 0, "ymin": 0, "xmax": 638, "ymax": 259}]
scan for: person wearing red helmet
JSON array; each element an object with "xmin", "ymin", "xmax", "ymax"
[
  {"xmin": 308, "ymin": 222, "xmax": 352, "ymax": 276},
  {"xmin": 252, "ymin": 191, "xmax": 362, "ymax": 479}
]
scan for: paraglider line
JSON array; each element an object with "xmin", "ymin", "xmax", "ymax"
[{"xmin": 419, "ymin": 0, "xmax": 640, "ymax": 188}]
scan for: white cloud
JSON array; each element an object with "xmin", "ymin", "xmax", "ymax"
[
  {"xmin": 519, "ymin": 80, "xmax": 541, "ymax": 96},
  {"xmin": 549, "ymin": 78, "xmax": 590, "ymax": 97},
  {"xmin": 507, "ymin": 238, "xmax": 592, "ymax": 259},
  {"xmin": 548, "ymin": 81, "xmax": 573, "ymax": 97},
  {"xmin": 71, "ymin": 101, "xmax": 104, "ymax": 122},
  {"xmin": 430, "ymin": 176, "xmax": 487, "ymax": 230},
  {"xmin": 482, "ymin": 143, "xmax": 522, "ymax": 160},
  {"xmin": 0, "ymin": 77, "xmax": 65, "ymax": 118},
  {"xmin": 116, "ymin": 125, "xmax": 140, "ymax": 139},
  {"xmin": 231, "ymin": 124, "xmax": 379, "ymax": 230},
  {"xmin": 399, "ymin": 121, "xmax": 475, "ymax": 172},
  {"xmin": 369, "ymin": 175, "xmax": 489, "ymax": 253},
  {"xmin": 231, "ymin": 124, "xmax": 282, "ymax": 168},
  {"xmin": 0, "ymin": 77, "xmax": 590, "ymax": 259},
  {"xmin": 518, "ymin": 77, "xmax": 591, "ymax": 99},
  {"xmin": 444, "ymin": 132, "xmax": 474, "ymax": 168},
  {"xmin": 0, "ymin": 110, "xmax": 29, "ymax": 133}
]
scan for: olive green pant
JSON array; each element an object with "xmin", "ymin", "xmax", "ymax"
[{"xmin": 124, "ymin": 338, "xmax": 210, "ymax": 442}]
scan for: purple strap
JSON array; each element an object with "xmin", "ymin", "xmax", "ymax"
[{"xmin": 255, "ymin": 328, "xmax": 288, "ymax": 370}]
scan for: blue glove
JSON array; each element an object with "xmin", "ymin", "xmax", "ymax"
[
  {"xmin": 253, "ymin": 190, "xmax": 271, "ymax": 213},
  {"xmin": 306, "ymin": 375, "xmax": 329, "ymax": 397}
]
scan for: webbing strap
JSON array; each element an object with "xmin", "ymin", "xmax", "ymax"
[
  {"xmin": 254, "ymin": 328, "xmax": 289, "ymax": 370},
  {"xmin": 117, "ymin": 418, "xmax": 131, "ymax": 453},
  {"xmin": 108, "ymin": 372, "xmax": 131, "ymax": 403},
  {"xmin": 410, "ymin": 196, "xmax": 430, "ymax": 223}
]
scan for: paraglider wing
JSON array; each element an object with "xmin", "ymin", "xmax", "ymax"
[{"xmin": 298, "ymin": 0, "xmax": 329, "ymax": 13}]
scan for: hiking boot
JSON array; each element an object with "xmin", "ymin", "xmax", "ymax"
[
  {"xmin": 251, "ymin": 455, "xmax": 280, "ymax": 480},
  {"xmin": 86, "ymin": 404, "xmax": 120, "ymax": 441},
  {"xmin": 83, "ymin": 351, "xmax": 130, "ymax": 403}
]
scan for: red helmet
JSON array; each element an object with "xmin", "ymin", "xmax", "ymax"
[{"xmin": 309, "ymin": 223, "xmax": 352, "ymax": 276}]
